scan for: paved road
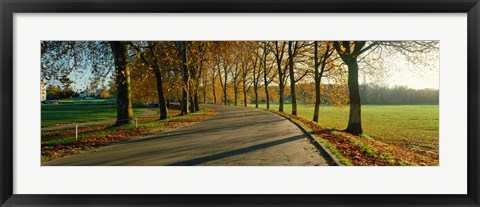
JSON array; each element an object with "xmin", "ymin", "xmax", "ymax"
[{"xmin": 43, "ymin": 105, "xmax": 330, "ymax": 166}]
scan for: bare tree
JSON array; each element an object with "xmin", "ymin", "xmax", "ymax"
[
  {"xmin": 271, "ymin": 41, "xmax": 288, "ymax": 112},
  {"xmin": 312, "ymin": 41, "xmax": 335, "ymax": 122}
]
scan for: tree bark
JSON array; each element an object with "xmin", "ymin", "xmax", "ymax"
[
  {"xmin": 154, "ymin": 69, "xmax": 168, "ymax": 120},
  {"xmin": 278, "ymin": 83, "xmax": 284, "ymax": 112},
  {"xmin": 202, "ymin": 71, "xmax": 207, "ymax": 104},
  {"xmin": 194, "ymin": 88, "xmax": 200, "ymax": 111},
  {"xmin": 274, "ymin": 41, "xmax": 285, "ymax": 112},
  {"xmin": 179, "ymin": 42, "xmax": 189, "ymax": 115},
  {"xmin": 333, "ymin": 41, "xmax": 364, "ymax": 135},
  {"xmin": 313, "ymin": 42, "xmax": 320, "ymax": 122},
  {"xmin": 234, "ymin": 90, "xmax": 238, "ymax": 106},
  {"xmin": 224, "ymin": 68, "xmax": 228, "ymax": 105},
  {"xmin": 263, "ymin": 50, "xmax": 270, "ymax": 109},
  {"xmin": 243, "ymin": 90, "xmax": 247, "ymax": 107},
  {"xmin": 212, "ymin": 74, "xmax": 217, "ymax": 104},
  {"xmin": 345, "ymin": 57, "xmax": 363, "ymax": 134},
  {"xmin": 288, "ymin": 41, "xmax": 297, "ymax": 116},
  {"xmin": 109, "ymin": 41, "xmax": 133, "ymax": 125},
  {"xmin": 254, "ymin": 87, "xmax": 259, "ymax": 108},
  {"xmin": 189, "ymin": 96, "xmax": 195, "ymax": 113},
  {"xmin": 223, "ymin": 86, "xmax": 227, "ymax": 105},
  {"xmin": 242, "ymin": 73, "xmax": 248, "ymax": 107}
]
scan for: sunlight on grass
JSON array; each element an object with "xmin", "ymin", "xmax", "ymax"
[
  {"xmin": 41, "ymin": 104, "xmax": 142, "ymax": 127},
  {"xmin": 249, "ymin": 104, "xmax": 439, "ymax": 154}
]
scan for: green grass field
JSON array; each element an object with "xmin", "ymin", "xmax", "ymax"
[
  {"xmin": 54, "ymin": 97, "xmax": 110, "ymax": 104},
  {"xmin": 41, "ymin": 104, "xmax": 141, "ymax": 127},
  {"xmin": 249, "ymin": 104, "xmax": 439, "ymax": 154}
]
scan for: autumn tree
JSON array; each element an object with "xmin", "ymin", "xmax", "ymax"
[
  {"xmin": 231, "ymin": 47, "xmax": 243, "ymax": 106},
  {"xmin": 130, "ymin": 41, "xmax": 169, "ymax": 120},
  {"xmin": 332, "ymin": 41, "xmax": 372, "ymax": 134},
  {"xmin": 271, "ymin": 41, "xmax": 289, "ymax": 112},
  {"xmin": 260, "ymin": 41, "xmax": 277, "ymax": 109},
  {"xmin": 333, "ymin": 41, "xmax": 438, "ymax": 134},
  {"xmin": 110, "ymin": 41, "xmax": 134, "ymax": 124},
  {"xmin": 188, "ymin": 41, "xmax": 210, "ymax": 111},
  {"xmin": 41, "ymin": 41, "xmax": 133, "ymax": 125},
  {"xmin": 312, "ymin": 41, "xmax": 335, "ymax": 122},
  {"xmin": 211, "ymin": 42, "xmax": 233, "ymax": 105},
  {"xmin": 288, "ymin": 41, "xmax": 310, "ymax": 116},
  {"xmin": 239, "ymin": 43, "xmax": 253, "ymax": 107},
  {"xmin": 175, "ymin": 41, "xmax": 190, "ymax": 115},
  {"xmin": 250, "ymin": 42, "xmax": 263, "ymax": 108},
  {"xmin": 45, "ymin": 85, "xmax": 61, "ymax": 100}
]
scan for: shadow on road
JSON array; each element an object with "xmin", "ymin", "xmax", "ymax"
[{"xmin": 168, "ymin": 134, "xmax": 306, "ymax": 166}]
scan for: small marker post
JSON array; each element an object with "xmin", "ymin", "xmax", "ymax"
[
  {"xmin": 135, "ymin": 118, "xmax": 138, "ymax": 128},
  {"xmin": 75, "ymin": 123, "xmax": 78, "ymax": 141}
]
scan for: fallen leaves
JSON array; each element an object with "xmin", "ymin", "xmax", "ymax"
[{"xmin": 276, "ymin": 111, "xmax": 438, "ymax": 166}]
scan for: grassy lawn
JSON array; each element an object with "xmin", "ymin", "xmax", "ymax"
[
  {"xmin": 55, "ymin": 97, "xmax": 110, "ymax": 104},
  {"xmin": 41, "ymin": 104, "xmax": 141, "ymax": 127},
  {"xmin": 249, "ymin": 104, "xmax": 439, "ymax": 160}
]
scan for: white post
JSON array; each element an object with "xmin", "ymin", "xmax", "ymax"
[
  {"xmin": 135, "ymin": 118, "xmax": 138, "ymax": 128},
  {"xmin": 75, "ymin": 123, "xmax": 78, "ymax": 141}
]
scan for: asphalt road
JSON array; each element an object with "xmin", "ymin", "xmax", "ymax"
[{"xmin": 43, "ymin": 105, "xmax": 330, "ymax": 166}]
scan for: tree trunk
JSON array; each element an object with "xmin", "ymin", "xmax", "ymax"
[
  {"xmin": 154, "ymin": 69, "xmax": 168, "ymax": 120},
  {"xmin": 242, "ymin": 78, "xmax": 248, "ymax": 107},
  {"xmin": 243, "ymin": 90, "xmax": 247, "ymax": 107},
  {"xmin": 275, "ymin": 41, "xmax": 285, "ymax": 112},
  {"xmin": 110, "ymin": 41, "xmax": 133, "ymax": 125},
  {"xmin": 180, "ymin": 42, "xmax": 189, "ymax": 115},
  {"xmin": 345, "ymin": 58, "xmax": 363, "ymax": 134},
  {"xmin": 212, "ymin": 75, "xmax": 217, "ymax": 105},
  {"xmin": 194, "ymin": 88, "xmax": 200, "ymax": 111},
  {"xmin": 278, "ymin": 83, "xmax": 284, "ymax": 112},
  {"xmin": 313, "ymin": 79, "xmax": 321, "ymax": 123},
  {"xmin": 264, "ymin": 82, "xmax": 270, "ymax": 109},
  {"xmin": 223, "ymin": 87, "xmax": 227, "ymax": 105},
  {"xmin": 189, "ymin": 96, "xmax": 195, "ymax": 113},
  {"xmin": 254, "ymin": 87, "xmax": 259, "ymax": 108},
  {"xmin": 313, "ymin": 41, "xmax": 320, "ymax": 122},
  {"xmin": 263, "ymin": 58, "xmax": 270, "ymax": 109},
  {"xmin": 224, "ymin": 71, "xmax": 228, "ymax": 105},
  {"xmin": 234, "ymin": 90, "xmax": 238, "ymax": 106},
  {"xmin": 288, "ymin": 41, "xmax": 297, "ymax": 116},
  {"xmin": 202, "ymin": 73, "xmax": 207, "ymax": 104}
]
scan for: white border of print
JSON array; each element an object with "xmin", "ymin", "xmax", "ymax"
[{"xmin": 13, "ymin": 13, "xmax": 467, "ymax": 194}]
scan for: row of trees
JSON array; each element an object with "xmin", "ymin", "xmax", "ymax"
[
  {"xmin": 45, "ymin": 84, "xmax": 112, "ymax": 100},
  {"xmin": 45, "ymin": 85, "xmax": 76, "ymax": 100},
  {"xmin": 42, "ymin": 41, "xmax": 438, "ymax": 134},
  {"xmin": 361, "ymin": 85, "xmax": 438, "ymax": 105},
  {"xmin": 224, "ymin": 84, "xmax": 438, "ymax": 105}
]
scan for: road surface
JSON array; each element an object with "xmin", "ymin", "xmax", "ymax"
[{"xmin": 43, "ymin": 105, "xmax": 330, "ymax": 166}]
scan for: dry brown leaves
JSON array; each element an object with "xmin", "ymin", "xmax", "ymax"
[{"xmin": 42, "ymin": 124, "xmax": 111, "ymax": 141}]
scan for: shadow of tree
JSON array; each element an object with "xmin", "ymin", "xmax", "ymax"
[{"xmin": 168, "ymin": 134, "xmax": 306, "ymax": 166}]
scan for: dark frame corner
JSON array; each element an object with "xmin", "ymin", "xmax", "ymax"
[{"xmin": 1, "ymin": 0, "xmax": 479, "ymax": 206}]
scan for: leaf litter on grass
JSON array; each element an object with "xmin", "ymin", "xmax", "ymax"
[{"xmin": 41, "ymin": 109, "xmax": 216, "ymax": 162}]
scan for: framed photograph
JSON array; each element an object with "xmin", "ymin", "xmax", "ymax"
[{"xmin": 1, "ymin": 0, "xmax": 479, "ymax": 206}]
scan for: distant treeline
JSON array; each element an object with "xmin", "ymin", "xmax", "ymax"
[
  {"xmin": 46, "ymin": 85, "xmax": 111, "ymax": 100},
  {"xmin": 241, "ymin": 83, "xmax": 438, "ymax": 106},
  {"xmin": 46, "ymin": 85, "xmax": 77, "ymax": 100},
  {"xmin": 360, "ymin": 85, "xmax": 439, "ymax": 105}
]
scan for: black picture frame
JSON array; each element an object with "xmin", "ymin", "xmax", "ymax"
[{"xmin": 1, "ymin": 0, "xmax": 479, "ymax": 206}]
